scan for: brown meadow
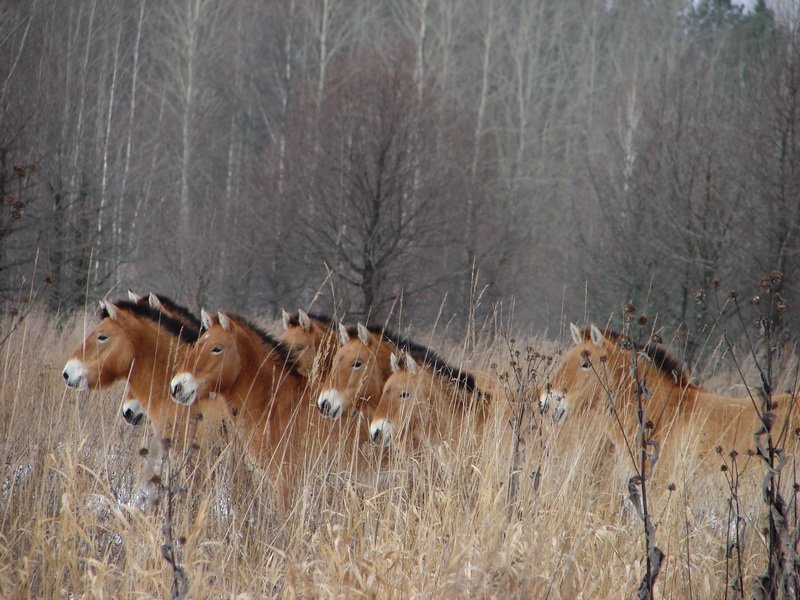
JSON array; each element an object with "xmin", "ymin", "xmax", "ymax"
[{"xmin": 1, "ymin": 308, "xmax": 797, "ymax": 597}]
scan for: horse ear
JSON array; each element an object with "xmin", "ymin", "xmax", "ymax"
[
  {"xmin": 569, "ymin": 322, "xmax": 582, "ymax": 345},
  {"xmin": 148, "ymin": 292, "xmax": 163, "ymax": 311},
  {"xmin": 390, "ymin": 352, "xmax": 400, "ymax": 373},
  {"xmin": 105, "ymin": 302, "xmax": 119, "ymax": 321},
  {"xmin": 128, "ymin": 289, "xmax": 142, "ymax": 303},
  {"xmin": 404, "ymin": 351, "xmax": 417, "ymax": 375},
  {"xmin": 200, "ymin": 308, "xmax": 214, "ymax": 331},
  {"xmin": 281, "ymin": 309, "xmax": 291, "ymax": 331},
  {"xmin": 590, "ymin": 324, "xmax": 604, "ymax": 347},
  {"xmin": 357, "ymin": 323, "xmax": 370, "ymax": 345},
  {"xmin": 338, "ymin": 323, "xmax": 349, "ymax": 346},
  {"xmin": 218, "ymin": 312, "xmax": 231, "ymax": 332},
  {"xmin": 298, "ymin": 309, "xmax": 311, "ymax": 332}
]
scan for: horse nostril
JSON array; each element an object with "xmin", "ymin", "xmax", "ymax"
[
  {"xmin": 172, "ymin": 382, "xmax": 182, "ymax": 397},
  {"xmin": 371, "ymin": 428, "xmax": 381, "ymax": 443},
  {"xmin": 62, "ymin": 371, "xmax": 69, "ymax": 381},
  {"xmin": 320, "ymin": 399, "xmax": 330, "ymax": 415}
]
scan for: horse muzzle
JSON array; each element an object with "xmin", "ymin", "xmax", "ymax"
[
  {"xmin": 62, "ymin": 359, "xmax": 88, "ymax": 390},
  {"xmin": 121, "ymin": 399, "xmax": 145, "ymax": 426},
  {"xmin": 170, "ymin": 373, "xmax": 198, "ymax": 406},
  {"xmin": 316, "ymin": 389, "xmax": 345, "ymax": 420},
  {"xmin": 369, "ymin": 418, "xmax": 393, "ymax": 448},
  {"xmin": 539, "ymin": 389, "xmax": 568, "ymax": 423}
]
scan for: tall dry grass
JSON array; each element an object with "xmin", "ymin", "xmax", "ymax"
[{"xmin": 0, "ymin": 307, "xmax": 796, "ymax": 598}]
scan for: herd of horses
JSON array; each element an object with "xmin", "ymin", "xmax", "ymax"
[{"xmin": 61, "ymin": 292, "xmax": 799, "ymax": 498}]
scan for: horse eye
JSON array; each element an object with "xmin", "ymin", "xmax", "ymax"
[
  {"xmin": 399, "ymin": 390, "xmax": 412, "ymax": 400},
  {"xmin": 211, "ymin": 346, "xmax": 223, "ymax": 355},
  {"xmin": 352, "ymin": 358, "xmax": 364, "ymax": 370},
  {"xmin": 97, "ymin": 334, "xmax": 109, "ymax": 342}
]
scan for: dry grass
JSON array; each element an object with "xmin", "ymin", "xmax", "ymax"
[{"xmin": 0, "ymin": 309, "xmax": 795, "ymax": 598}]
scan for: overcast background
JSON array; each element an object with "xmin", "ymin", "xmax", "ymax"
[{"xmin": 0, "ymin": 0, "xmax": 798, "ymax": 360}]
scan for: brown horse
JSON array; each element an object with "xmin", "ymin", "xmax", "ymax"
[
  {"xmin": 170, "ymin": 311, "xmax": 370, "ymax": 486},
  {"xmin": 541, "ymin": 323, "xmax": 798, "ymax": 470},
  {"xmin": 279, "ymin": 309, "xmax": 339, "ymax": 381},
  {"xmin": 369, "ymin": 350, "xmax": 490, "ymax": 451},
  {"xmin": 62, "ymin": 299, "xmax": 227, "ymax": 450},
  {"xmin": 120, "ymin": 290, "xmax": 204, "ymax": 426}
]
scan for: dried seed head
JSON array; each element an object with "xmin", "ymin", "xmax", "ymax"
[
  {"xmin": 12, "ymin": 163, "xmax": 26, "ymax": 177},
  {"xmin": 650, "ymin": 333, "xmax": 663, "ymax": 344},
  {"xmin": 638, "ymin": 315, "xmax": 648, "ymax": 326},
  {"xmin": 179, "ymin": 536, "xmax": 187, "ymax": 545},
  {"xmin": 44, "ymin": 274, "xmax": 56, "ymax": 284},
  {"xmin": 770, "ymin": 270, "xmax": 783, "ymax": 284},
  {"xmin": 150, "ymin": 475, "xmax": 162, "ymax": 486},
  {"xmin": 599, "ymin": 354, "xmax": 608, "ymax": 363},
  {"xmin": 720, "ymin": 464, "xmax": 728, "ymax": 472},
  {"xmin": 752, "ymin": 296, "xmax": 761, "ymax": 305},
  {"xmin": 728, "ymin": 290, "xmax": 738, "ymax": 299},
  {"xmin": 667, "ymin": 483, "xmax": 676, "ymax": 491},
  {"xmin": 617, "ymin": 335, "xmax": 633, "ymax": 350},
  {"xmin": 139, "ymin": 447, "xmax": 149, "ymax": 457},
  {"xmin": 694, "ymin": 289, "xmax": 706, "ymax": 304},
  {"xmin": 580, "ymin": 349, "xmax": 591, "ymax": 360},
  {"xmin": 759, "ymin": 277, "xmax": 772, "ymax": 289},
  {"xmin": 715, "ymin": 446, "xmax": 723, "ymax": 454},
  {"xmin": 729, "ymin": 449, "xmax": 738, "ymax": 459},
  {"xmin": 623, "ymin": 303, "xmax": 636, "ymax": 314},
  {"xmin": 645, "ymin": 420, "xmax": 654, "ymax": 430},
  {"xmin": 711, "ymin": 278, "xmax": 720, "ymax": 288}
]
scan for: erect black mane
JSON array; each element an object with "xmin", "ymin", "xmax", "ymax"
[
  {"xmin": 285, "ymin": 311, "xmax": 336, "ymax": 329},
  {"xmin": 99, "ymin": 299, "xmax": 200, "ymax": 344},
  {"xmin": 229, "ymin": 314, "xmax": 303, "ymax": 377},
  {"xmin": 580, "ymin": 326, "xmax": 690, "ymax": 387},
  {"xmin": 150, "ymin": 293, "xmax": 203, "ymax": 332},
  {"xmin": 344, "ymin": 323, "xmax": 481, "ymax": 394}
]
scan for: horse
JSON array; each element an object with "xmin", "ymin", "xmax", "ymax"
[
  {"xmin": 369, "ymin": 350, "xmax": 490, "ymax": 451},
  {"xmin": 540, "ymin": 323, "xmax": 798, "ymax": 473},
  {"xmin": 279, "ymin": 309, "xmax": 339, "ymax": 382},
  {"xmin": 169, "ymin": 311, "xmax": 372, "ymax": 491},
  {"xmin": 120, "ymin": 290, "xmax": 204, "ymax": 426},
  {"xmin": 62, "ymin": 299, "xmax": 228, "ymax": 452}
]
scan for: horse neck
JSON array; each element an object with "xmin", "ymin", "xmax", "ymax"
[
  {"xmin": 366, "ymin": 339, "xmax": 394, "ymax": 395},
  {"xmin": 126, "ymin": 320, "xmax": 187, "ymax": 400},
  {"xmin": 315, "ymin": 327, "xmax": 339, "ymax": 374},
  {"xmin": 232, "ymin": 327, "xmax": 305, "ymax": 420}
]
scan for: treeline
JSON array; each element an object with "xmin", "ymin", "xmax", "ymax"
[{"xmin": 0, "ymin": 0, "xmax": 797, "ymax": 358}]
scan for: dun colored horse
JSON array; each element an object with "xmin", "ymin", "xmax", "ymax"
[
  {"xmin": 279, "ymin": 309, "xmax": 339, "ymax": 382},
  {"xmin": 170, "ymin": 311, "xmax": 371, "ymax": 488},
  {"xmin": 121, "ymin": 290, "xmax": 204, "ymax": 426},
  {"xmin": 62, "ymin": 299, "xmax": 227, "ymax": 450},
  {"xmin": 369, "ymin": 350, "xmax": 489, "ymax": 451},
  {"xmin": 541, "ymin": 323, "xmax": 798, "ymax": 471}
]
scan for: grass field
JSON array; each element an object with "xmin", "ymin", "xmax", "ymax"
[{"xmin": 1, "ymin": 308, "xmax": 797, "ymax": 598}]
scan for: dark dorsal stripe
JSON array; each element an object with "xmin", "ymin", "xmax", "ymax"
[
  {"xmin": 229, "ymin": 314, "xmax": 303, "ymax": 377},
  {"xmin": 579, "ymin": 326, "xmax": 690, "ymax": 387},
  {"xmin": 99, "ymin": 299, "xmax": 200, "ymax": 344},
  {"xmin": 344, "ymin": 323, "xmax": 481, "ymax": 395}
]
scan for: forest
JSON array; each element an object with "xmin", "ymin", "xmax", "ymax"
[{"xmin": 1, "ymin": 0, "xmax": 798, "ymax": 354}]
